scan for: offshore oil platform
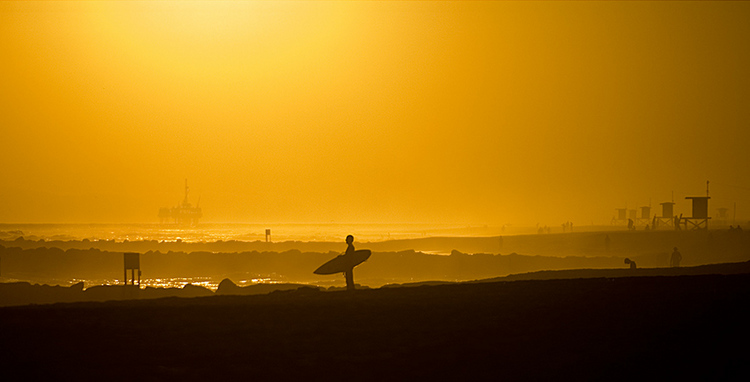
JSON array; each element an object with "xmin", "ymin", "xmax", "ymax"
[{"xmin": 159, "ymin": 180, "xmax": 202, "ymax": 225}]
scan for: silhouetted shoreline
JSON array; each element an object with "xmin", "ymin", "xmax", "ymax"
[
  {"xmin": 2, "ymin": 229, "xmax": 748, "ymax": 298},
  {"xmin": 3, "ymin": 227, "xmax": 747, "ymax": 258}
]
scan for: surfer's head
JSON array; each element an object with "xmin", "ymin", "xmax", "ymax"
[{"xmin": 346, "ymin": 235, "xmax": 354, "ymax": 244}]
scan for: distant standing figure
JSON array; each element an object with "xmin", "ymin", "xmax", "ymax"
[
  {"xmin": 670, "ymin": 247, "xmax": 682, "ymax": 268},
  {"xmin": 604, "ymin": 234, "xmax": 611, "ymax": 252},
  {"xmin": 628, "ymin": 219, "xmax": 634, "ymax": 231},
  {"xmin": 343, "ymin": 235, "xmax": 356, "ymax": 291},
  {"xmin": 624, "ymin": 258, "xmax": 637, "ymax": 270}
]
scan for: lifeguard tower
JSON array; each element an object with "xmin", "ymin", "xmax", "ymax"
[
  {"xmin": 654, "ymin": 202, "xmax": 675, "ymax": 229},
  {"xmin": 636, "ymin": 206, "xmax": 651, "ymax": 227},
  {"xmin": 681, "ymin": 182, "xmax": 711, "ymax": 230},
  {"xmin": 612, "ymin": 208, "xmax": 628, "ymax": 226},
  {"xmin": 716, "ymin": 208, "xmax": 729, "ymax": 226},
  {"xmin": 124, "ymin": 252, "xmax": 141, "ymax": 286}
]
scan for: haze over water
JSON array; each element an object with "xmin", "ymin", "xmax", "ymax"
[
  {"xmin": 0, "ymin": 222, "xmax": 500, "ymax": 243},
  {"xmin": 2, "ymin": 1, "xmax": 749, "ymax": 227}
]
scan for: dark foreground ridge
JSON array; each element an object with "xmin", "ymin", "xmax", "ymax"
[{"xmin": 2, "ymin": 273, "xmax": 749, "ymax": 381}]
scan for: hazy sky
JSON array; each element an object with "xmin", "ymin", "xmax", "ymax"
[{"xmin": 1, "ymin": 1, "xmax": 749, "ymax": 225}]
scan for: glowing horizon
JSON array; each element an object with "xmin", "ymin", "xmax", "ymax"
[{"xmin": 2, "ymin": 1, "xmax": 749, "ymax": 226}]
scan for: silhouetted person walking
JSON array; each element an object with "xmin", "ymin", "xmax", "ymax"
[
  {"xmin": 670, "ymin": 247, "xmax": 682, "ymax": 268},
  {"xmin": 344, "ymin": 235, "xmax": 356, "ymax": 291},
  {"xmin": 624, "ymin": 258, "xmax": 637, "ymax": 270}
]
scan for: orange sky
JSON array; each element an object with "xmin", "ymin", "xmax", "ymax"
[{"xmin": 1, "ymin": 1, "xmax": 749, "ymax": 225}]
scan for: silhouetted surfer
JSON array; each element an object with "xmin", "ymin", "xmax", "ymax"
[
  {"xmin": 313, "ymin": 235, "xmax": 370, "ymax": 289},
  {"xmin": 344, "ymin": 235, "xmax": 362, "ymax": 290},
  {"xmin": 344, "ymin": 235, "xmax": 356, "ymax": 291}
]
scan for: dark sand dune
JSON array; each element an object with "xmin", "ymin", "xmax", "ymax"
[
  {"xmin": 2, "ymin": 273, "xmax": 748, "ymax": 381},
  {"xmin": 481, "ymin": 260, "xmax": 750, "ymax": 282}
]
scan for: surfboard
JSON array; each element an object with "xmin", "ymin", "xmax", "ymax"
[{"xmin": 313, "ymin": 249, "xmax": 371, "ymax": 275}]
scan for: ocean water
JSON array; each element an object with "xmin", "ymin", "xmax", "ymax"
[
  {"xmin": 0, "ymin": 223, "xmax": 507, "ymax": 289},
  {"xmin": 0, "ymin": 222, "xmax": 494, "ymax": 243},
  {"xmin": 0, "ymin": 275, "xmax": 282, "ymax": 292},
  {"xmin": 65, "ymin": 276, "xmax": 275, "ymax": 291}
]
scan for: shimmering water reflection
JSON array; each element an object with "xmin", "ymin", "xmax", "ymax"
[
  {"xmin": 69, "ymin": 277, "xmax": 283, "ymax": 291},
  {"xmin": 0, "ymin": 222, "xmax": 494, "ymax": 243}
]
